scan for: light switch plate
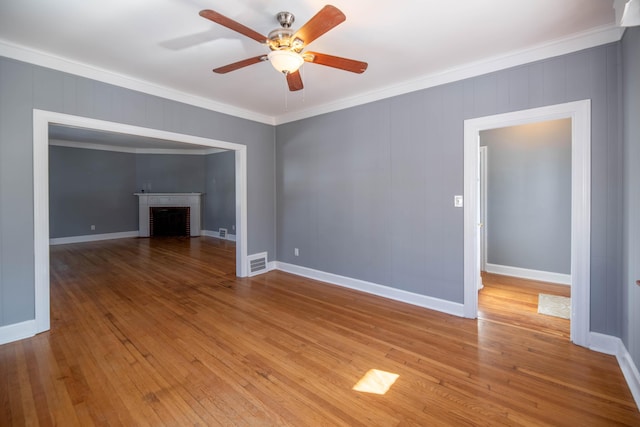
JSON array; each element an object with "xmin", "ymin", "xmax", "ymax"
[{"xmin": 454, "ymin": 195, "xmax": 463, "ymax": 207}]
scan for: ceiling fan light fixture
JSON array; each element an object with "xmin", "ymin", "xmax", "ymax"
[{"xmin": 268, "ymin": 50, "xmax": 304, "ymax": 74}]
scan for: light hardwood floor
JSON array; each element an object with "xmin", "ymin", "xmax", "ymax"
[
  {"xmin": 478, "ymin": 272, "xmax": 571, "ymax": 339},
  {"xmin": 1, "ymin": 237, "xmax": 638, "ymax": 425}
]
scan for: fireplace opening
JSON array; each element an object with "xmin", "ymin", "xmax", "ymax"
[{"xmin": 150, "ymin": 207, "xmax": 190, "ymax": 237}]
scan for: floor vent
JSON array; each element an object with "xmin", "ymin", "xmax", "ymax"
[
  {"xmin": 218, "ymin": 228, "xmax": 227, "ymax": 239},
  {"xmin": 247, "ymin": 252, "xmax": 268, "ymax": 277}
]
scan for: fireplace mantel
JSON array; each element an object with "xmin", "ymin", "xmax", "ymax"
[{"xmin": 134, "ymin": 193, "xmax": 203, "ymax": 237}]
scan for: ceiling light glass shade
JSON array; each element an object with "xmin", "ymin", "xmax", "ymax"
[
  {"xmin": 621, "ymin": 0, "xmax": 640, "ymax": 27},
  {"xmin": 268, "ymin": 50, "xmax": 304, "ymax": 74}
]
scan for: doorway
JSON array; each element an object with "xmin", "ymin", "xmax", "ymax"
[
  {"xmin": 477, "ymin": 120, "xmax": 572, "ymax": 337},
  {"xmin": 33, "ymin": 110, "xmax": 249, "ymax": 334},
  {"xmin": 463, "ymin": 100, "xmax": 591, "ymax": 347}
]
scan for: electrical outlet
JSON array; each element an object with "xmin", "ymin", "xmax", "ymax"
[
  {"xmin": 90, "ymin": 225, "xmax": 96, "ymax": 230},
  {"xmin": 294, "ymin": 248, "xmax": 299, "ymax": 256}
]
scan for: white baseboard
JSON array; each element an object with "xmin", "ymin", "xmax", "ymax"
[
  {"xmin": 589, "ymin": 332, "xmax": 620, "ymax": 355},
  {"xmin": 1, "ymin": 268, "xmax": 635, "ymax": 411},
  {"xmin": 49, "ymin": 231, "xmax": 139, "ymax": 245},
  {"xmin": 590, "ymin": 332, "xmax": 640, "ymax": 411},
  {"xmin": 0, "ymin": 320, "xmax": 36, "ymax": 345},
  {"xmin": 485, "ymin": 263, "xmax": 571, "ymax": 285},
  {"xmin": 201, "ymin": 229, "xmax": 236, "ymax": 241},
  {"xmin": 273, "ymin": 263, "xmax": 637, "ymax": 410},
  {"xmin": 275, "ymin": 262, "xmax": 464, "ymax": 317},
  {"xmin": 618, "ymin": 346, "xmax": 640, "ymax": 411}
]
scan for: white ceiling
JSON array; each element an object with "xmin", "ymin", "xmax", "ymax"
[{"xmin": 0, "ymin": 1, "xmax": 620, "ymax": 124}]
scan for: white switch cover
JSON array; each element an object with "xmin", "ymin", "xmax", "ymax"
[
  {"xmin": 294, "ymin": 248, "xmax": 299, "ymax": 256},
  {"xmin": 454, "ymin": 195, "xmax": 463, "ymax": 207}
]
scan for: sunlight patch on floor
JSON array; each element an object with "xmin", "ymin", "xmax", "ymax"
[{"xmin": 352, "ymin": 369, "xmax": 399, "ymax": 395}]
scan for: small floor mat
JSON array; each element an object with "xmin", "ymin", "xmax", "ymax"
[{"xmin": 538, "ymin": 294, "xmax": 571, "ymax": 319}]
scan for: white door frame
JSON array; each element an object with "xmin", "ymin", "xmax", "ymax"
[
  {"xmin": 33, "ymin": 109, "xmax": 249, "ymax": 334},
  {"xmin": 479, "ymin": 146, "xmax": 488, "ymax": 274},
  {"xmin": 463, "ymin": 100, "xmax": 591, "ymax": 347}
]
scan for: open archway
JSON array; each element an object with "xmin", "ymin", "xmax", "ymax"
[{"xmin": 33, "ymin": 110, "xmax": 248, "ymax": 334}]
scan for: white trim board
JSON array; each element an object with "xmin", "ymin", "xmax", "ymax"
[
  {"xmin": 589, "ymin": 333, "xmax": 640, "ymax": 411},
  {"xmin": 0, "ymin": 25, "xmax": 622, "ymax": 126},
  {"xmin": 202, "ymin": 229, "xmax": 237, "ymax": 242},
  {"xmin": 276, "ymin": 262, "xmax": 464, "ymax": 317},
  {"xmin": 0, "ymin": 41, "xmax": 273, "ymax": 126},
  {"xmin": 485, "ymin": 263, "xmax": 571, "ymax": 286},
  {"xmin": 276, "ymin": 260, "xmax": 638, "ymax": 412},
  {"xmin": 50, "ymin": 139, "xmax": 226, "ymax": 156},
  {"xmin": 275, "ymin": 26, "xmax": 622, "ymax": 124},
  {"xmin": 33, "ymin": 110, "xmax": 249, "ymax": 335},
  {"xmin": 51, "ymin": 231, "xmax": 238, "ymax": 245},
  {"xmin": 50, "ymin": 231, "xmax": 138, "ymax": 246},
  {"xmin": 464, "ymin": 100, "xmax": 591, "ymax": 348},
  {"xmin": 479, "ymin": 146, "xmax": 488, "ymax": 272},
  {"xmin": 0, "ymin": 320, "xmax": 37, "ymax": 346}
]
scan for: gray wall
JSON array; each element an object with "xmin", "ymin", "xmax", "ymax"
[
  {"xmin": 135, "ymin": 153, "xmax": 205, "ymax": 193},
  {"xmin": 622, "ymin": 27, "xmax": 640, "ymax": 373},
  {"xmin": 0, "ymin": 56, "xmax": 275, "ymax": 327},
  {"xmin": 0, "ymin": 39, "xmax": 632, "ymax": 343},
  {"xmin": 48, "ymin": 147, "xmax": 230, "ymax": 239},
  {"xmin": 49, "ymin": 146, "xmax": 138, "ymax": 238},
  {"xmin": 276, "ymin": 43, "xmax": 622, "ymax": 336},
  {"xmin": 276, "ymin": 102, "xmax": 396, "ymax": 291},
  {"xmin": 204, "ymin": 150, "xmax": 236, "ymax": 233},
  {"xmin": 480, "ymin": 119, "xmax": 571, "ymax": 274}
]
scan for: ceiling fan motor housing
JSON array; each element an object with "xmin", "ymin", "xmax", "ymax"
[{"xmin": 268, "ymin": 12, "xmax": 304, "ymax": 52}]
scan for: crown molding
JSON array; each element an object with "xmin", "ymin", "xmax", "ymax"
[
  {"xmin": 49, "ymin": 139, "xmax": 224, "ymax": 155},
  {"xmin": 1, "ymin": 23, "xmax": 624, "ymax": 127},
  {"xmin": 274, "ymin": 24, "xmax": 624, "ymax": 125},
  {"xmin": 0, "ymin": 40, "xmax": 275, "ymax": 126}
]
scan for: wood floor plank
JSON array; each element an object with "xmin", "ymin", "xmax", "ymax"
[
  {"xmin": 479, "ymin": 272, "xmax": 571, "ymax": 339},
  {"xmin": 0, "ymin": 237, "xmax": 638, "ymax": 426}
]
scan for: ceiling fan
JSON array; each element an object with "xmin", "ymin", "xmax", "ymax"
[{"xmin": 199, "ymin": 5, "xmax": 368, "ymax": 91}]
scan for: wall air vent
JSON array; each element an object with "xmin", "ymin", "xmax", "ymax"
[
  {"xmin": 218, "ymin": 228, "xmax": 227, "ymax": 239},
  {"xmin": 247, "ymin": 252, "xmax": 269, "ymax": 277}
]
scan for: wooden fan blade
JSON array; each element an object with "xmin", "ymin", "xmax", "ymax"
[
  {"xmin": 213, "ymin": 55, "xmax": 266, "ymax": 74},
  {"xmin": 292, "ymin": 5, "xmax": 346, "ymax": 46},
  {"xmin": 199, "ymin": 10, "xmax": 267, "ymax": 43},
  {"xmin": 286, "ymin": 70, "xmax": 304, "ymax": 91},
  {"xmin": 304, "ymin": 52, "xmax": 368, "ymax": 73}
]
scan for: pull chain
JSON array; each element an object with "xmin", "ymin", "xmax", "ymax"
[{"xmin": 301, "ymin": 66, "xmax": 305, "ymax": 104}]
